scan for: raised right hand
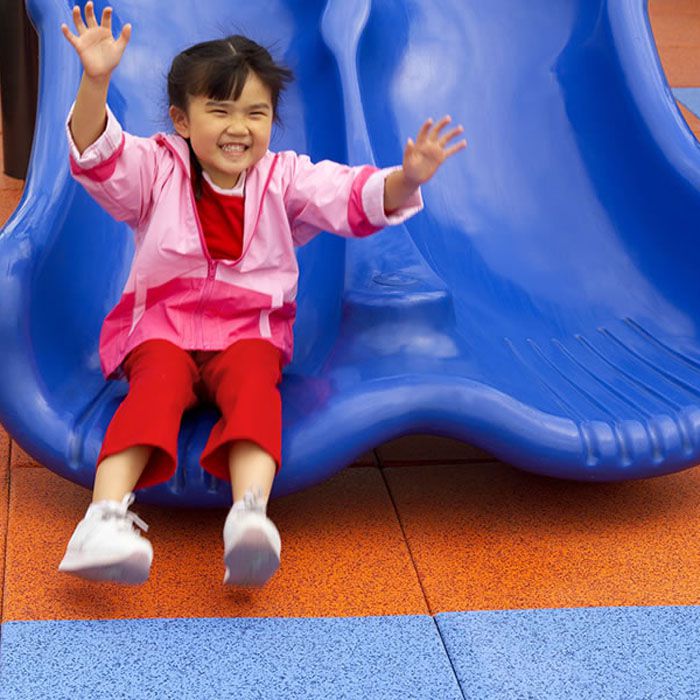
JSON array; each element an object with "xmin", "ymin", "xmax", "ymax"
[{"xmin": 61, "ymin": 2, "xmax": 131, "ymax": 80}]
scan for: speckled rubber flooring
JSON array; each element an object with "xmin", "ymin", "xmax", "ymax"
[{"xmin": 1, "ymin": 2, "xmax": 700, "ymax": 697}]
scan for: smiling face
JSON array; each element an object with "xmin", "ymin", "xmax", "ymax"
[{"xmin": 169, "ymin": 71, "xmax": 274, "ymax": 189}]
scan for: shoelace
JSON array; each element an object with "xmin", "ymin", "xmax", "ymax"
[
  {"xmin": 100, "ymin": 492, "xmax": 149, "ymax": 533},
  {"xmin": 240, "ymin": 487, "xmax": 266, "ymax": 514}
]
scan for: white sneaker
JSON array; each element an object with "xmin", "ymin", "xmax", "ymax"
[
  {"xmin": 58, "ymin": 493, "xmax": 153, "ymax": 585},
  {"xmin": 223, "ymin": 488, "xmax": 281, "ymax": 587}
]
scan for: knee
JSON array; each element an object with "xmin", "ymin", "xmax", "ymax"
[
  {"xmin": 125, "ymin": 340, "xmax": 198, "ymax": 399},
  {"xmin": 210, "ymin": 340, "xmax": 282, "ymax": 389}
]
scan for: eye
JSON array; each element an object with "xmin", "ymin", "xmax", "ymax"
[{"xmin": 250, "ymin": 112, "xmax": 266, "ymax": 117}]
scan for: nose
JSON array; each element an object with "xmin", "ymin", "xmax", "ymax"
[{"xmin": 224, "ymin": 116, "xmax": 249, "ymax": 136}]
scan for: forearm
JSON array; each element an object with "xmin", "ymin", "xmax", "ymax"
[
  {"xmin": 69, "ymin": 73, "xmax": 110, "ymax": 155},
  {"xmin": 383, "ymin": 169, "xmax": 420, "ymax": 213}
]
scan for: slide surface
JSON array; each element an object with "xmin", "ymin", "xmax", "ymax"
[{"xmin": 1, "ymin": 0, "xmax": 699, "ymax": 505}]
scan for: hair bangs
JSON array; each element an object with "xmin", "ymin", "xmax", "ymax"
[{"xmin": 190, "ymin": 57, "xmax": 250, "ymax": 104}]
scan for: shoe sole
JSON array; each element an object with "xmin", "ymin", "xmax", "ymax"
[
  {"xmin": 223, "ymin": 528, "xmax": 280, "ymax": 587},
  {"xmin": 58, "ymin": 550, "xmax": 152, "ymax": 585}
]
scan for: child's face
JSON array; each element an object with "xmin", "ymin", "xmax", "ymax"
[{"xmin": 169, "ymin": 72, "xmax": 274, "ymax": 189}]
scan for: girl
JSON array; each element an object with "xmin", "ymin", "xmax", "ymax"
[{"xmin": 57, "ymin": 2, "xmax": 467, "ymax": 587}]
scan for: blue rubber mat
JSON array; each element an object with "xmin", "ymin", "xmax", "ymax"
[
  {"xmin": 5, "ymin": 607, "xmax": 698, "ymax": 697},
  {"xmin": 0, "ymin": 615, "xmax": 462, "ymax": 700},
  {"xmin": 436, "ymin": 606, "xmax": 700, "ymax": 699}
]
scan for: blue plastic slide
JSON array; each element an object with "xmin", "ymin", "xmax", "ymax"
[{"xmin": 1, "ymin": 0, "xmax": 699, "ymax": 506}]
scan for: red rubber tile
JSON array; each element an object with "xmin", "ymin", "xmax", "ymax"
[
  {"xmin": 385, "ymin": 462, "xmax": 700, "ymax": 613},
  {"xmin": 2, "ymin": 466, "xmax": 427, "ymax": 622}
]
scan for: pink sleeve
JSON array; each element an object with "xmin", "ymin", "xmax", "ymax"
[
  {"xmin": 282, "ymin": 153, "xmax": 423, "ymax": 247},
  {"xmin": 359, "ymin": 165, "xmax": 424, "ymax": 230},
  {"xmin": 347, "ymin": 166, "xmax": 382, "ymax": 237},
  {"xmin": 69, "ymin": 133, "xmax": 126, "ymax": 183},
  {"xmin": 66, "ymin": 102, "xmax": 161, "ymax": 229}
]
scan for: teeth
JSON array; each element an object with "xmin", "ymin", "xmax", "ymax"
[{"xmin": 221, "ymin": 144, "xmax": 247, "ymax": 153}]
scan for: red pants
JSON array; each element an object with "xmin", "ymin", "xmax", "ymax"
[{"xmin": 97, "ymin": 339, "xmax": 283, "ymax": 490}]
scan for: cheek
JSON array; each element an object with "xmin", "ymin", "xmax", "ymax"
[
  {"xmin": 191, "ymin": 134, "xmax": 218, "ymax": 163},
  {"xmin": 254, "ymin": 125, "xmax": 273, "ymax": 147},
  {"xmin": 191, "ymin": 122, "xmax": 218, "ymax": 146}
]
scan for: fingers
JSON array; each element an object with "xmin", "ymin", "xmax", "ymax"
[
  {"xmin": 404, "ymin": 138, "xmax": 415, "ymax": 160},
  {"xmin": 71, "ymin": 4, "xmax": 87, "ymax": 34},
  {"xmin": 429, "ymin": 115, "xmax": 452, "ymax": 140},
  {"xmin": 101, "ymin": 6, "xmax": 113, "ymax": 32},
  {"xmin": 416, "ymin": 116, "xmax": 463, "ymax": 145},
  {"xmin": 66, "ymin": 3, "xmax": 122, "ymax": 43},
  {"xmin": 444, "ymin": 140, "xmax": 468, "ymax": 158},
  {"xmin": 406, "ymin": 115, "xmax": 467, "ymax": 178},
  {"xmin": 415, "ymin": 119, "xmax": 434, "ymax": 143},
  {"xmin": 84, "ymin": 1, "xmax": 98, "ymax": 28},
  {"xmin": 439, "ymin": 125, "xmax": 465, "ymax": 148},
  {"xmin": 60, "ymin": 23, "xmax": 80, "ymax": 49},
  {"xmin": 422, "ymin": 115, "xmax": 468, "ymax": 155},
  {"xmin": 116, "ymin": 23, "xmax": 132, "ymax": 51},
  {"xmin": 70, "ymin": 2, "xmax": 108, "ymax": 33}
]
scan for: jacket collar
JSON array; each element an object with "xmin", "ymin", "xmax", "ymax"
[{"xmin": 158, "ymin": 132, "xmax": 192, "ymax": 173}]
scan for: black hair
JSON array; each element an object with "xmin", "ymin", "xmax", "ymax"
[{"xmin": 167, "ymin": 35, "xmax": 294, "ymax": 197}]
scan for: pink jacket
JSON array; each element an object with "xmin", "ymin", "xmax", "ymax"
[{"xmin": 66, "ymin": 105, "xmax": 423, "ymax": 378}]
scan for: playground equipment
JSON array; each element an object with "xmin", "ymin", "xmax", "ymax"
[{"xmin": 1, "ymin": 0, "xmax": 699, "ymax": 505}]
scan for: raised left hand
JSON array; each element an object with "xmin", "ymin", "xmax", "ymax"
[{"xmin": 403, "ymin": 116, "xmax": 467, "ymax": 186}]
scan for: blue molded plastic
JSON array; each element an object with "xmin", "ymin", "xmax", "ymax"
[{"xmin": 1, "ymin": 0, "xmax": 700, "ymax": 506}]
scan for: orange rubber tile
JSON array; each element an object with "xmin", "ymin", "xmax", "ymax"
[
  {"xmin": 0, "ymin": 172, "xmax": 23, "ymax": 192},
  {"xmin": 0, "ymin": 96, "xmax": 26, "ymax": 227},
  {"xmin": 0, "ymin": 426, "xmax": 9, "ymax": 477},
  {"xmin": 2, "ymin": 466, "xmax": 427, "ymax": 622},
  {"xmin": 384, "ymin": 462, "xmax": 700, "ymax": 614},
  {"xmin": 352, "ymin": 449, "xmax": 378, "ymax": 467},
  {"xmin": 678, "ymin": 102, "xmax": 700, "ymax": 140},
  {"xmin": 0, "ymin": 187, "xmax": 22, "ymax": 229},
  {"xmin": 9, "ymin": 439, "xmax": 35, "ymax": 469},
  {"xmin": 650, "ymin": 0, "xmax": 700, "ymax": 45},
  {"xmin": 651, "ymin": 13, "xmax": 700, "ymax": 47},
  {"xmin": 649, "ymin": 0, "xmax": 700, "ymax": 86},
  {"xmin": 657, "ymin": 48, "xmax": 700, "ymax": 86}
]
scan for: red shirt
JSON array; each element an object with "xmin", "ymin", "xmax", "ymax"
[{"xmin": 195, "ymin": 170, "xmax": 245, "ymax": 261}]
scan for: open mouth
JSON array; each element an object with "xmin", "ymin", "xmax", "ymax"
[{"xmin": 219, "ymin": 143, "xmax": 249, "ymax": 154}]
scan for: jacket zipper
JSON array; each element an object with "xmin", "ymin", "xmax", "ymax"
[
  {"xmin": 187, "ymin": 184, "xmax": 217, "ymax": 347},
  {"xmin": 157, "ymin": 136, "xmax": 216, "ymax": 346},
  {"xmin": 159, "ymin": 137, "xmax": 279, "ymax": 346}
]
